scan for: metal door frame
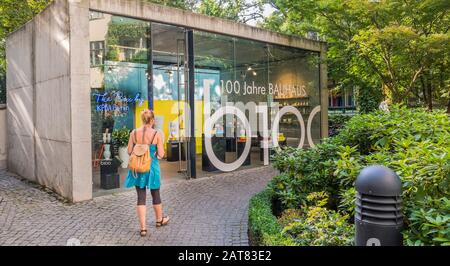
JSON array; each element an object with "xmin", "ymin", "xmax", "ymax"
[{"xmin": 149, "ymin": 23, "xmax": 196, "ymax": 179}]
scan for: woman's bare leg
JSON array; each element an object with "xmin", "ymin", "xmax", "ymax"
[
  {"xmin": 135, "ymin": 187, "xmax": 147, "ymax": 231},
  {"xmin": 137, "ymin": 205, "xmax": 146, "ymax": 230},
  {"xmin": 153, "ymin": 204, "xmax": 170, "ymax": 224},
  {"xmin": 153, "ymin": 204, "xmax": 162, "ymax": 221}
]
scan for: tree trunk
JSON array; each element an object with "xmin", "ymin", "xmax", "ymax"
[
  {"xmin": 447, "ymin": 99, "xmax": 450, "ymax": 114},
  {"xmin": 425, "ymin": 75, "xmax": 433, "ymax": 111},
  {"xmin": 420, "ymin": 76, "xmax": 427, "ymax": 106},
  {"xmin": 427, "ymin": 85, "xmax": 433, "ymax": 111}
]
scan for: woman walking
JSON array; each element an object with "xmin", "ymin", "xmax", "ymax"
[{"xmin": 124, "ymin": 109, "xmax": 170, "ymax": 236}]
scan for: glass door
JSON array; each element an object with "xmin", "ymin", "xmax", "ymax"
[
  {"xmin": 151, "ymin": 23, "xmax": 193, "ymax": 180},
  {"xmin": 89, "ymin": 13, "xmax": 151, "ymax": 195}
]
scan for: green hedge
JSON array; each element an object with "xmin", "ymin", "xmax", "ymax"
[
  {"xmin": 248, "ymin": 189, "xmax": 296, "ymax": 246},
  {"xmin": 249, "ymin": 189, "xmax": 355, "ymax": 246},
  {"xmin": 253, "ymin": 106, "xmax": 449, "ymax": 246},
  {"xmin": 328, "ymin": 113, "xmax": 353, "ymax": 137}
]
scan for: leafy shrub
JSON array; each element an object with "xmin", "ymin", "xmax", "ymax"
[
  {"xmin": 333, "ymin": 145, "xmax": 363, "ymax": 188},
  {"xmin": 332, "ymin": 107, "xmax": 449, "ymax": 216},
  {"xmin": 328, "ymin": 113, "xmax": 353, "ymax": 137},
  {"xmin": 269, "ymin": 106, "xmax": 450, "ymax": 245},
  {"xmin": 270, "ymin": 141, "xmax": 341, "ymax": 209},
  {"xmin": 280, "ymin": 192, "xmax": 354, "ymax": 246},
  {"xmin": 334, "ymin": 106, "xmax": 450, "ymax": 156},
  {"xmin": 248, "ymin": 189, "xmax": 297, "ymax": 246},
  {"xmin": 281, "ymin": 207, "xmax": 354, "ymax": 246},
  {"xmin": 338, "ymin": 187, "xmax": 356, "ymax": 217},
  {"xmin": 403, "ymin": 197, "xmax": 450, "ymax": 246},
  {"xmin": 355, "ymin": 85, "xmax": 383, "ymax": 114}
]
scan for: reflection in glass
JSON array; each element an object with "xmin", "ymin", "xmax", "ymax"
[
  {"xmin": 90, "ymin": 14, "xmax": 150, "ymax": 194},
  {"xmin": 194, "ymin": 31, "xmax": 321, "ymax": 176},
  {"xmin": 89, "ymin": 11, "xmax": 322, "ymax": 187}
]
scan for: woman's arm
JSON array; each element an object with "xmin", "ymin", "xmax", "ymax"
[
  {"xmin": 156, "ymin": 131, "xmax": 165, "ymax": 159},
  {"xmin": 127, "ymin": 130, "xmax": 135, "ymax": 155}
]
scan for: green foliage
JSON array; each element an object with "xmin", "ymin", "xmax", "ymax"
[
  {"xmin": 0, "ymin": 0, "xmax": 52, "ymax": 102},
  {"xmin": 306, "ymin": 191, "xmax": 329, "ymax": 207},
  {"xmin": 197, "ymin": 0, "xmax": 243, "ymax": 21},
  {"xmin": 105, "ymin": 20, "xmax": 150, "ymax": 64},
  {"xmin": 338, "ymin": 187, "xmax": 356, "ymax": 217},
  {"xmin": 270, "ymin": 141, "xmax": 341, "ymax": 209},
  {"xmin": 145, "ymin": 0, "xmax": 197, "ymax": 10},
  {"xmin": 328, "ymin": 113, "xmax": 353, "ymax": 136},
  {"xmin": 328, "ymin": 113, "xmax": 352, "ymax": 127},
  {"xmin": 263, "ymin": 0, "xmax": 450, "ymax": 110},
  {"xmin": 333, "ymin": 145, "xmax": 362, "ymax": 187},
  {"xmin": 355, "ymin": 85, "xmax": 384, "ymax": 113},
  {"xmin": 196, "ymin": 0, "xmax": 264, "ymax": 23},
  {"xmin": 146, "ymin": 0, "xmax": 264, "ymax": 23},
  {"xmin": 280, "ymin": 192, "xmax": 354, "ymax": 246},
  {"xmin": 269, "ymin": 106, "xmax": 450, "ymax": 245},
  {"xmin": 332, "ymin": 107, "xmax": 450, "ymax": 207},
  {"xmin": 112, "ymin": 127, "xmax": 130, "ymax": 147},
  {"xmin": 404, "ymin": 197, "xmax": 450, "ymax": 246},
  {"xmin": 281, "ymin": 208, "xmax": 354, "ymax": 246},
  {"xmin": 248, "ymin": 189, "xmax": 297, "ymax": 246}
]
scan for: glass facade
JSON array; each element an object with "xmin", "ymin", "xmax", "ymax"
[
  {"xmin": 89, "ymin": 12, "xmax": 321, "ymax": 194},
  {"xmin": 89, "ymin": 14, "xmax": 151, "ymax": 193},
  {"xmin": 193, "ymin": 31, "xmax": 321, "ymax": 174}
]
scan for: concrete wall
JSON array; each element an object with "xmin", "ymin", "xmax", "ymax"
[
  {"xmin": 6, "ymin": 20, "xmax": 36, "ymax": 181},
  {"xmin": 69, "ymin": 0, "xmax": 92, "ymax": 202},
  {"xmin": 6, "ymin": 0, "xmax": 92, "ymax": 202},
  {"xmin": 0, "ymin": 105, "xmax": 6, "ymax": 170}
]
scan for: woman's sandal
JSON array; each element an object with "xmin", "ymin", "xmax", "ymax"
[
  {"xmin": 156, "ymin": 216, "xmax": 170, "ymax": 228},
  {"xmin": 140, "ymin": 229, "xmax": 148, "ymax": 237}
]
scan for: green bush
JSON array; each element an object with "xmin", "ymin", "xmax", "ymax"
[
  {"xmin": 355, "ymin": 85, "xmax": 383, "ymax": 114},
  {"xmin": 403, "ymin": 197, "xmax": 450, "ymax": 246},
  {"xmin": 281, "ymin": 207, "xmax": 354, "ymax": 246},
  {"xmin": 248, "ymin": 189, "xmax": 297, "ymax": 246},
  {"xmin": 338, "ymin": 187, "xmax": 356, "ymax": 217},
  {"xmin": 328, "ymin": 113, "xmax": 353, "ymax": 137},
  {"xmin": 269, "ymin": 106, "xmax": 450, "ymax": 246},
  {"xmin": 270, "ymin": 141, "xmax": 341, "ymax": 209},
  {"xmin": 280, "ymin": 192, "xmax": 354, "ymax": 246},
  {"xmin": 332, "ymin": 107, "xmax": 450, "ymax": 219}
]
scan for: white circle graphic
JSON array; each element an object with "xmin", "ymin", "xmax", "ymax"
[
  {"xmin": 204, "ymin": 106, "xmax": 251, "ymax": 172},
  {"xmin": 307, "ymin": 106, "xmax": 321, "ymax": 148}
]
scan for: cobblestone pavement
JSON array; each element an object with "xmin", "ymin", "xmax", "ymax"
[{"xmin": 0, "ymin": 167, "xmax": 275, "ymax": 246}]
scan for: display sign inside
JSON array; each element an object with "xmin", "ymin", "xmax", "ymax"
[{"xmin": 93, "ymin": 91, "xmax": 145, "ymax": 112}]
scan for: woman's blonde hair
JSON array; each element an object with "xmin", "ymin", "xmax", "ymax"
[{"xmin": 141, "ymin": 109, "xmax": 155, "ymax": 125}]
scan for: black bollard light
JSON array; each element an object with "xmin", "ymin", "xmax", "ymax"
[{"xmin": 355, "ymin": 165, "xmax": 403, "ymax": 246}]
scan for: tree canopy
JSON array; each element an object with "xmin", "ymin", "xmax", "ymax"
[
  {"xmin": 0, "ymin": 0, "xmax": 52, "ymax": 102},
  {"xmin": 1, "ymin": 0, "xmax": 449, "ymax": 112},
  {"xmin": 262, "ymin": 0, "xmax": 450, "ymax": 112}
]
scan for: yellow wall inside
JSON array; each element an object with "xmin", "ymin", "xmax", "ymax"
[
  {"xmin": 152, "ymin": 100, "xmax": 204, "ymax": 154},
  {"xmin": 134, "ymin": 100, "xmax": 149, "ymax": 128}
]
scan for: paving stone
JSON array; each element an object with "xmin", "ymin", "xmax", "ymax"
[{"xmin": 0, "ymin": 167, "xmax": 275, "ymax": 246}]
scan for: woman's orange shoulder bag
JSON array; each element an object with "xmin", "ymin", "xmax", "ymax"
[{"xmin": 128, "ymin": 127, "xmax": 156, "ymax": 178}]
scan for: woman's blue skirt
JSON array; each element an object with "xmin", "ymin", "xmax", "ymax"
[{"xmin": 124, "ymin": 145, "xmax": 161, "ymax": 190}]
